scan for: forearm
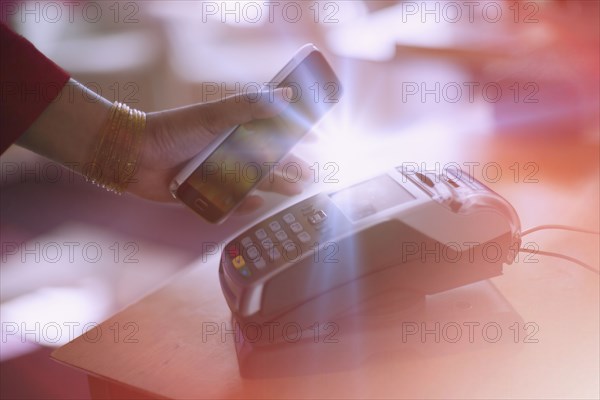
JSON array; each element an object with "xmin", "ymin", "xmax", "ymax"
[{"xmin": 16, "ymin": 78, "xmax": 113, "ymax": 176}]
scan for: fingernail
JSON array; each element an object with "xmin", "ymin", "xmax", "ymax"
[{"xmin": 282, "ymin": 86, "xmax": 294, "ymax": 102}]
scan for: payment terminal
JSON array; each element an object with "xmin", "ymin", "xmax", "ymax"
[{"xmin": 219, "ymin": 166, "xmax": 521, "ymax": 345}]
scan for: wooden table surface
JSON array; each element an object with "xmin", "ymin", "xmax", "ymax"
[{"xmin": 52, "ymin": 129, "xmax": 600, "ymax": 399}]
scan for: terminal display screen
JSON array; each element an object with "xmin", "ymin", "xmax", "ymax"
[{"xmin": 329, "ymin": 175, "xmax": 415, "ymax": 222}]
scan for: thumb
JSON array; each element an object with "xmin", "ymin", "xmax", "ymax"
[{"xmin": 201, "ymin": 87, "xmax": 293, "ymax": 135}]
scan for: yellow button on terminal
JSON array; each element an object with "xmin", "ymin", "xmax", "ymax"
[{"xmin": 232, "ymin": 255, "xmax": 246, "ymax": 269}]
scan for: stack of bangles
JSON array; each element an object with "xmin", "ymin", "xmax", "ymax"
[{"xmin": 85, "ymin": 101, "xmax": 146, "ymax": 194}]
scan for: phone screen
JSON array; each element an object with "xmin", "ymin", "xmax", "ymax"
[{"xmin": 177, "ymin": 50, "xmax": 342, "ymax": 222}]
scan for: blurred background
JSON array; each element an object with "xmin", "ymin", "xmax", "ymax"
[{"xmin": 1, "ymin": 1, "xmax": 598, "ymax": 398}]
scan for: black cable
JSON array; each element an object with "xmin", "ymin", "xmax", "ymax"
[
  {"xmin": 519, "ymin": 248, "xmax": 599, "ymax": 275},
  {"xmin": 521, "ymin": 224, "xmax": 600, "ymax": 237}
]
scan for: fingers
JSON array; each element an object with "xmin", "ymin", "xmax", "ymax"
[
  {"xmin": 200, "ymin": 87, "xmax": 293, "ymax": 135},
  {"xmin": 230, "ymin": 154, "xmax": 311, "ymax": 217},
  {"xmin": 257, "ymin": 154, "xmax": 311, "ymax": 195},
  {"xmin": 234, "ymin": 195, "xmax": 264, "ymax": 215},
  {"xmin": 143, "ymin": 86, "xmax": 294, "ymax": 167},
  {"xmin": 280, "ymin": 153, "xmax": 312, "ymax": 179},
  {"xmin": 257, "ymin": 170, "xmax": 303, "ymax": 196}
]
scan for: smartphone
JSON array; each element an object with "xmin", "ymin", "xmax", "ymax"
[{"xmin": 170, "ymin": 44, "xmax": 342, "ymax": 223}]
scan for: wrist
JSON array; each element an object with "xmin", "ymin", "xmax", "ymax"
[
  {"xmin": 85, "ymin": 101, "xmax": 147, "ymax": 193},
  {"xmin": 17, "ymin": 79, "xmax": 112, "ymax": 174}
]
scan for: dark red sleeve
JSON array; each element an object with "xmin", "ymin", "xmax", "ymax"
[{"xmin": 0, "ymin": 22, "xmax": 70, "ymax": 154}]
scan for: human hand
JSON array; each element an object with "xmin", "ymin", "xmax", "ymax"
[
  {"xmin": 17, "ymin": 80, "xmax": 308, "ymax": 214},
  {"xmin": 128, "ymin": 87, "xmax": 309, "ymax": 212}
]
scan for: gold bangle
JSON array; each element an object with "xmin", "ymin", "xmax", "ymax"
[{"xmin": 85, "ymin": 101, "xmax": 147, "ymax": 194}]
